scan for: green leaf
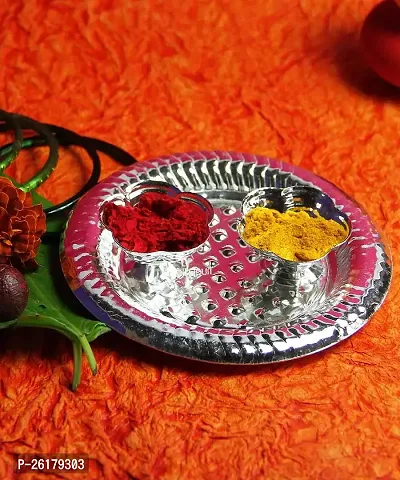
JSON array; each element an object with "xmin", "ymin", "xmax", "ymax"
[{"xmin": 16, "ymin": 241, "xmax": 111, "ymax": 376}]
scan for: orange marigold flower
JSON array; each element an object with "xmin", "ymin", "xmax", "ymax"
[{"xmin": 0, "ymin": 177, "xmax": 46, "ymax": 271}]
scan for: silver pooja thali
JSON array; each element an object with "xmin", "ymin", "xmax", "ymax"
[{"xmin": 61, "ymin": 151, "xmax": 392, "ymax": 364}]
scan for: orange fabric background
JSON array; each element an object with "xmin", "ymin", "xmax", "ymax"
[{"xmin": 1, "ymin": 1, "xmax": 400, "ymax": 479}]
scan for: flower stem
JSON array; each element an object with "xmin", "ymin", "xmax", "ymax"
[
  {"xmin": 0, "ymin": 319, "xmax": 18, "ymax": 330},
  {"xmin": 80, "ymin": 335, "xmax": 97, "ymax": 375},
  {"xmin": 71, "ymin": 340, "xmax": 83, "ymax": 391},
  {"xmin": 15, "ymin": 315, "xmax": 98, "ymax": 388}
]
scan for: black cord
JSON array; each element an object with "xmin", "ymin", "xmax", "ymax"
[
  {"xmin": 0, "ymin": 110, "xmax": 23, "ymax": 168},
  {"xmin": 44, "ymin": 123, "xmax": 138, "ymax": 165}
]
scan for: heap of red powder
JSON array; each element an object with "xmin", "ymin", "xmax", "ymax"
[{"xmin": 102, "ymin": 192, "xmax": 209, "ymax": 253}]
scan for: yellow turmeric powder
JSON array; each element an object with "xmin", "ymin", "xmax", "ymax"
[{"xmin": 242, "ymin": 207, "xmax": 349, "ymax": 262}]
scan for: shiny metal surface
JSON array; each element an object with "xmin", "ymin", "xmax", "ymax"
[{"xmin": 61, "ymin": 152, "xmax": 392, "ymax": 364}]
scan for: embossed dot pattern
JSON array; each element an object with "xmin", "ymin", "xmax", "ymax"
[
  {"xmin": 220, "ymin": 246, "xmax": 236, "ymax": 258},
  {"xmin": 247, "ymin": 253, "xmax": 260, "ymax": 263},
  {"xmin": 194, "ymin": 283, "xmax": 209, "ymax": 295},
  {"xmin": 230, "ymin": 262, "xmax": 244, "ymax": 273},
  {"xmin": 188, "ymin": 206, "xmax": 267, "ymax": 327},
  {"xmin": 229, "ymin": 305, "xmax": 246, "ymax": 316},
  {"xmin": 210, "ymin": 215, "xmax": 220, "ymax": 227},
  {"xmin": 229, "ymin": 219, "xmax": 239, "ymax": 231},
  {"xmin": 220, "ymin": 288, "xmax": 237, "ymax": 300},
  {"xmin": 212, "ymin": 319, "xmax": 226, "ymax": 327},
  {"xmin": 197, "ymin": 242, "xmax": 212, "ymax": 255},
  {"xmin": 212, "ymin": 229, "xmax": 228, "ymax": 242},
  {"xmin": 211, "ymin": 272, "xmax": 227, "ymax": 284},
  {"xmin": 202, "ymin": 300, "xmax": 218, "ymax": 312},
  {"xmin": 203, "ymin": 256, "xmax": 218, "ymax": 268}
]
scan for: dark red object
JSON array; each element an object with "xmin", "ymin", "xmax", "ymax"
[
  {"xmin": 0, "ymin": 264, "xmax": 29, "ymax": 322},
  {"xmin": 360, "ymin": 0, "xmax": 400, "ymax": 87},
  {"xmin": 102, "ymin": 192, "xmax": 209, "ymax": 253}
]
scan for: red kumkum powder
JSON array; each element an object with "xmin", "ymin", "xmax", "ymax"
[{"xmin": 102, "ymin": 192, "xmax": 209, "ymax": 253}]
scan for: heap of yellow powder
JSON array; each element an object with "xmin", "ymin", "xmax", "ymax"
[{"xmin": 242, "ymin": 207, "xmax": 349, "ymax": 262}]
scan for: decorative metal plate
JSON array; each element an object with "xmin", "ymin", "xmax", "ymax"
[{"xmin": 61, "ymin": 151, "xmax": 392, "ymax": 364}]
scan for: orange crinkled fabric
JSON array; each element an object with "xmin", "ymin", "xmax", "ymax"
[{"xmin": 0, "ymin": 1, "xmax": 400, "ymax": 479}]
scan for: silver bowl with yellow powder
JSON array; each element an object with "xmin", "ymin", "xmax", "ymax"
[
  {"xmin": 237, "ymin": 185, "xmax": 352, "ymax": 265},
  {"xmin": 236, "ymin": 186, "xmax": 353, "ymax": 316}
]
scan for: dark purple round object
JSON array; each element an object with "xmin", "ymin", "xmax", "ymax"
[{"xmin": 0, "ymin": 264, "xmax": 29, "ymax": 322}]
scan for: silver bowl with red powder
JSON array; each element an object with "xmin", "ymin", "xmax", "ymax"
[
  {"xmin": 100, "ymin": 180, "xmax": 215, "ymax": 264},
  {"xmin": 99, "ymin": 181, "xmax": 216, "ymax": 303}
]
